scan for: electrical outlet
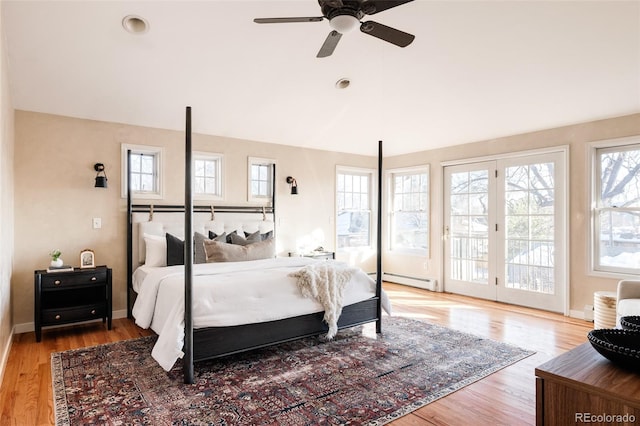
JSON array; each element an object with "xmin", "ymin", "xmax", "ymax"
[{"xmin": 92, "ymin": 217, "xmax": 102, "ymax": 229}]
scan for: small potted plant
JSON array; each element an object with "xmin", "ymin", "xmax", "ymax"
[{"xmin": 49, "ymin": 249, "xmax": 63, "ymax": 267}]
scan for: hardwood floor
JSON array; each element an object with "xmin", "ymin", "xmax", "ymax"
[{"xmin": 0, "ymin": 283, "xmax": 593, "ymax": 425}]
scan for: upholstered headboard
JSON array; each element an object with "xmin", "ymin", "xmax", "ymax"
[{"xmin": 131, "ymin": 210, "xmax": 275, "ymax": 268}]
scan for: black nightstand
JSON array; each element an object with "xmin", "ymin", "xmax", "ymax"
[
  {"xmin": 34, "ymin": 266, "xmax": 112, "ymax": 342},
  {"xmin": 303, "ymin": 251, "xmax": 335, "ymax": 260}
]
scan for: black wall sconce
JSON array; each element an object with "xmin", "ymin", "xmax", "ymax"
[
  {"xmin": 286, "ymin": 176, "xmax": 298, "ymax": 195},
  {"xmin": 94, "ymin": 163, "xmax": 108, "ymax": 188}
]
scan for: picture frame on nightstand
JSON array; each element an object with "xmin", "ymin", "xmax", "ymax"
[{"xmin": 80, "ymin": 249, "xmax": 95, "ymax": 269}]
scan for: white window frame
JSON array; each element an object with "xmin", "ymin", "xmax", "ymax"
[
  {"xmin": 121, "ymin": 144, "xmax": 164, "ymax": 199},
  {"xmin": 590, "ymin": 136, "xmax": 640, "ymax": 277},
  {"xmin": 388, "ymin": 165, "xmax": 430, "ymax": 256},
  {"xmin": 193, "ymin": 151, "xmax": 224, "ymax": 201},
  {"xmin": 248, "ymin": 157, "xmax": 275, "ymax": 203},
  {"xmin": 336, "ymin": 166, "xmax": 374, "ymax": 251}
]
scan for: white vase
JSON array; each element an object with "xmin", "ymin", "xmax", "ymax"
[{"xmin": 50, "ymin": 258, "xmax": 63, "ymax": 267}]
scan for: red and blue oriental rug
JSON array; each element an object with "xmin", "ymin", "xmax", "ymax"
[{"xmin": 52, "ymin": 316, "xmax": 533, "ymax": 425}]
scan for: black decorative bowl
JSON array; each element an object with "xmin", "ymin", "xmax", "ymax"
[
  {"xmin": 587, "ymin": 328, "xmax": 640, "ymax": 372},
  {"xmin": 620, "ymin": 316, "xmax": 640, "ymax": 331}
]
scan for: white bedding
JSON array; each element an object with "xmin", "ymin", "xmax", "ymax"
[{"xmin": 131, "ymin": 257, "xmax": 390, "ymax": 371}]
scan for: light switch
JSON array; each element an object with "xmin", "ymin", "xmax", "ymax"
[{"xmin": 92, "ymin": 217, "xmax": 102, "ymax": 229}]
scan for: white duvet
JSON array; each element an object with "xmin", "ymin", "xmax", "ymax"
[{"xmin": 132, "ymin": 257, "xmax": 390, "ymax": 371}]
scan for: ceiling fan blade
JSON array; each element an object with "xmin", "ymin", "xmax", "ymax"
[
  {"xmin": 319, "ymin": 0, "xmax": 344, "ymax": 7},
  {"xmin": 254, "ymin": 17, "xmax": 324, "ymax": 24},
  {"xmin": 360, "ymin": 21, "xmax": 415, "ymax": 47},
  {"xmin": 360, "ymin": 0, "xmax": 414, "ymax": 15},
  {"xmin": 317, "ymin": 30, "xmax": 342, "ymax": 58}
]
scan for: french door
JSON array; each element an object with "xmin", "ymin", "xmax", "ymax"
[{"xmin": 444, "ymin": 151, "xmax": 566, "ymax": 313}]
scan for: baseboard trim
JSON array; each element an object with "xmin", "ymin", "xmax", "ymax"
[
  {"xmin": 0, "ymin": 327, "xmax": 14, "ymax": 387},
  {"xmin": 383, "ymin": 273, "xmax": 438, "ymax": 291},
  {"xmin": 569, "ymin": 309, "xmax": 594, "ymax": 322},
  {"xmin": 14, "ymin": 309, "xmax": 129, "ymax": 334}
]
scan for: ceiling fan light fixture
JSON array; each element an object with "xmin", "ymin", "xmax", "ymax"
[
  {"xmin": 122, "ymin": 15, "xmax": 149, "ymax": 34},
  {"xmin": 329, "ymin": 14, "xmax": 359, "ymax": 33}
]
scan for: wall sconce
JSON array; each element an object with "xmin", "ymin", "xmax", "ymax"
[
  {"xmin": 94, "ymin": 163, "xmax": 108, "ymax": 188},
  {"xmin": 286, "ymin": 176, "xmax": 298, "ymax": 195}
]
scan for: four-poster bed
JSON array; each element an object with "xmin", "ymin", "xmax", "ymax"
[{"xmin": 127, "ymin": 107, "xmax": 384, "ymax": 383}]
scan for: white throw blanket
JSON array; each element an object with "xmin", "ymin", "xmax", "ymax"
[{"xmin": 289, "ymin": 263, "xmax": 357, "ymax": 339}]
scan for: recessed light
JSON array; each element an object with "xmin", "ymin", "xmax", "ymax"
[
  {"xmin": 122, "ymin": 15, "xmax": 149, "ymax": 34},
  {"xmin": 335, "ymin": 78, "xmax": 350, "ymax": 89}
]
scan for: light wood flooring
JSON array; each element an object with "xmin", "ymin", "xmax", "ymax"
[{"xmin": 0, "ymin": 283, "xmax": 593, "ymax": 425}]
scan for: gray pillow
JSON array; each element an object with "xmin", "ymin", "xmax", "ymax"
[
  {"xmin": 210, "ymin": 230, "xmax": 236, "ymax": 244},
  {"xmin": 245, "ymin": 230, "xmax": 273, "ymax": 241},
  {"xmin": 230, "ymin": 230, "xmax": 261, "ymax": 246},
  {"xmin": 203, "ymin": 238, "xmax": 275, "ymax": 263}
]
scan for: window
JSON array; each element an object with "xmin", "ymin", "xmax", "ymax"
[
  {"xmin": 593, "ymin": 140, "xmax": 640, "ymax": 275},
  {"xmin": 389, "ymin": 167, "xmax": 429, "ymax": 254},
  {"xmin": 194, "ymin": 152, "xmax": 223, "ymax": 200},
  {"xmin": 336, "ymin": 167, "xmax": 373, "ymax": 249},
  {"xmin": 248, "ymin": 157, "xmax": 275, "ymax": 202},
  {"xmin": 121, "ymin": 144, "xmax": 163, "ymax": 199}
]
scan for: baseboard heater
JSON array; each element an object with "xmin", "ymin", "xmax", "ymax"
[{"xmin": 382, "ymin": 273, "xmax": 438, "ymax": 291}]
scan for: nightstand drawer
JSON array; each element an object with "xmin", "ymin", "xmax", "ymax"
[
  {"xmin": 41, "ymin": 269, "xmax": 107, "ymax": 288},
  {"xmin": 41, "ymin": 303, "xmax": 106, "ymax": 325}
]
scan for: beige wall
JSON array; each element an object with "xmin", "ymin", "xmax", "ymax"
[
  {"xmin": 12, "ymin": 111, "xmax": 375, "ymax": 327},
  {"xmin": 0, "ymin": 8, "xmax": 15, "ymax": 375},
  {"xmin": 10, "ymin": 109, "xmax": 640, "ymax": 328},
  {"xmin": 385, "ymin": 113, "xmax": 640, "ymax": 315}
]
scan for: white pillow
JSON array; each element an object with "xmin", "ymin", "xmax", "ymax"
[{"xmin": 144, "ymin": 233, "xmax": 167, "ymax": 267}]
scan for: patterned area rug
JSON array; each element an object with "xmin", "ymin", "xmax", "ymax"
[{"xmin": 52, "ymin": 316, "xmax": 533, "ymax": 425}]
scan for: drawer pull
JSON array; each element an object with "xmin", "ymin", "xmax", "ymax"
[
  {"xmin": 54, "ymin": 280, "xmax": 61, "ymax": 285},
  {"xmin": 55, "ymin": 315, "xmax": 61, "ymax": 320},
  {"xmin": 90, "ymin": 277, "xmax": 97, "ymax": 281},
  {"xmin": 91, "ymin": 309, "xmax": 96, "ymax": 315}
]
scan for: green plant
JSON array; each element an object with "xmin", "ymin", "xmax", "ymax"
[{"xmin": 49, "ymin": 249, "xmax": 61, "ymax": 261}]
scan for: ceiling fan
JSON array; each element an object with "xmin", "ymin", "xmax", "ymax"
[{"xmin": 254, "ymin": 0, "xmax": 415, "ymax": 58}]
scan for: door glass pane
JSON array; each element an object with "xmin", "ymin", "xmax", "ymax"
[
  {"xmin": 504, "ymin": 163, "xmax": 555, "ymax": 294},
  {"xmin": 449, "ymin": 171, "xmax": 489, "ymax": 284}
]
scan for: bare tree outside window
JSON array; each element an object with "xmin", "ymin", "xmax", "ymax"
[
  {"xmin": 337, "ymin": 170, "xmax": 372, "ymax": 249},
  {"xmin": 391, "ymin": 170, "xmax": 428, "ymax": 254},
  {"xmin": 449, "ymin": 162, "xmax": 557, "ymax": 292},
  {"xmin": 504, "ymin": 163, "xmax": 555, "ymax": 293},
  {"xmin": 129, "ymin": 152, "xmax": 157, "ymax": 192},
  {"xmin": 596, "ymin": 145, "xmax": 640, "ymax": 273}
]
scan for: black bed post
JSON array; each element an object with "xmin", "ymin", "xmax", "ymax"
[
  {"xmin": 376, "ymin": 140, "xmax": 383, "ymax": 334},
  {"xmin": 184, "ymin": 106, "xmax": 194, "ymax": 384},
  {"xmin": 271, "ymin": 163, "xmax": 276, "ymax": 241},
  {"xmin": 126, "ymin": 149, "xmax": 133, "ymax": 318}
]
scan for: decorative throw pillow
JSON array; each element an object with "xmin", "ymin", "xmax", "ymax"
[
  {"xmin": 209, "ymin": 230, "xmax": 236, "ymax": 244},
  {"xmin": 231, "ymin": 230, "xmax": 261, "ymax": 246},
  {"xmin": 244, "ymin": 230, "xmax": 273, "ymax": 241},
  {"xmin": 143, "ymin": 234, "xmax": 167, "ymax": 267},
  {"xmin": 195, "ymin": 232, "xmax": 226, "ymax": 264},
  {"xmin": 166, "ymin": 233, "xmax": 184, "ymax": 266},
  {"xmin": 203, "ymin": 238, "xmax": 275, "ymax": 263},
  {"xmin": 193, "ymin": 232, "xmax": 207, "ymax": 264}
]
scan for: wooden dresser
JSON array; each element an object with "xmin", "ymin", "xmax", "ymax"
[{"xmin": 535, "ymin": 343, "xmax": 640, "ymax": 425}]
